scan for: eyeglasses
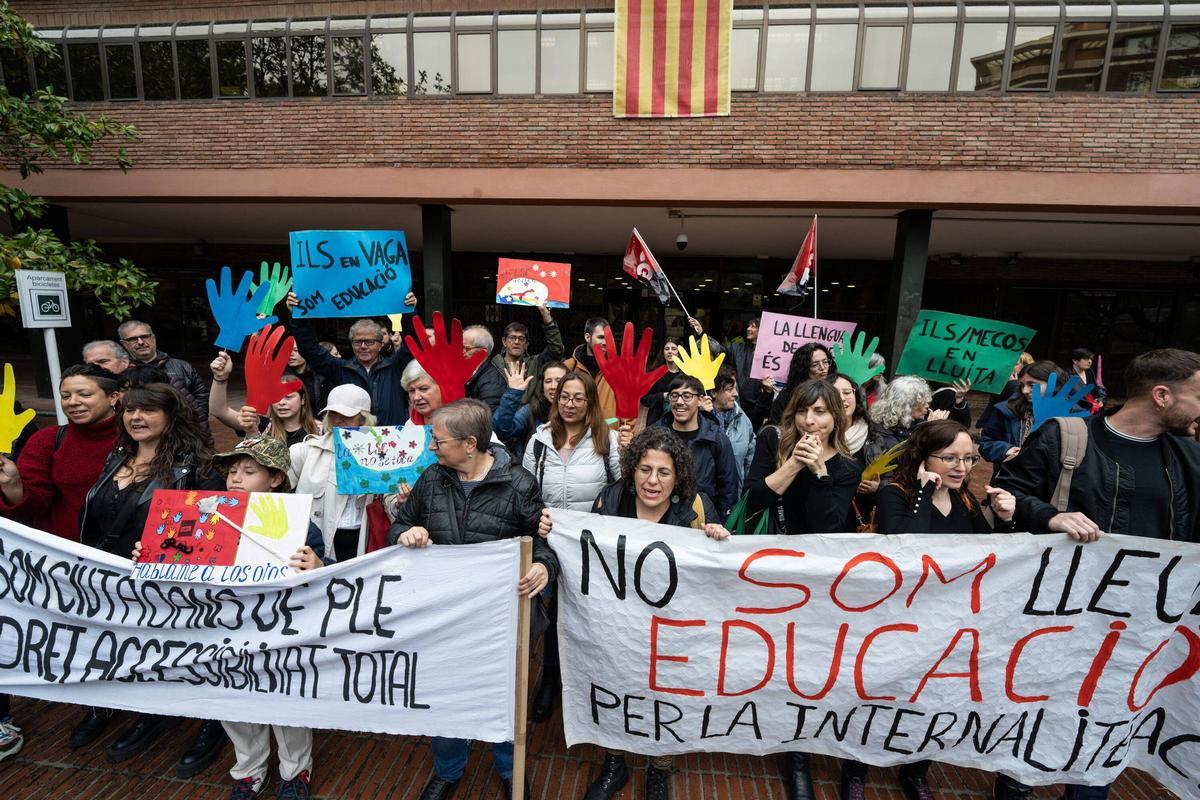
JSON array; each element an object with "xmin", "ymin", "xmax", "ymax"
[
  {"xmin": 668, "ymin": 391, "xmax": 700, "ymax": 402},
  {"xmin": 430, "ymin": 436, "xmax": 469, "ymax": 450},
  {"xmin": 931, "ymin": 455, "xmax": 981, "ymax": 468},
  {"xmin": 505, "ymin": 335, "xmax": 528, "ymax": 343},
  {"xmin": 559, "ymin": 394, "xmax": 587, "ymax": 406},
  {"xmin": 121, "ymin": 334, "xmax": 153, "ymax": 343},
  {"xmin": 351, "ymin": 338, "xmax": 382, "ymax": 347}
]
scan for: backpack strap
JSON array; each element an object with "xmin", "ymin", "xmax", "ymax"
[
  {"xmin": 533, "ymin": 439, "xmax": 548, "ymax": 486},
  {"xmin": 1051, "ymin": 417, "xmax": 1088, "ymax": 513},
  {"xmin": 54, "ymin": 425, "xmax": 67, "ymax": 452}
]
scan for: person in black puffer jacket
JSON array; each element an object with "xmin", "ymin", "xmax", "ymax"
[{"xmin": 387, "ymin": 399, "xmax": 556, "ymax": 800}]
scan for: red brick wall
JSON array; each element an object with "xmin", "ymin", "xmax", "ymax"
[{"xmin": 64, "ymin": 94, "xmax": 1200, "ymax": 174}]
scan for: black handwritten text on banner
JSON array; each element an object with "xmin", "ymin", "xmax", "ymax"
[
  {"xmin": 0, "ymin": 518, "xmax": 519, "ymax": 741},
  {"xmin": 549, "ymin": 509, "xmax": 1200, "ymax": 794}
]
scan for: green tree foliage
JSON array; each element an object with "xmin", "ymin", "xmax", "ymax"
[{"xmin": 0, "ymin": 0, "xmax": 156, "ymax": 319}]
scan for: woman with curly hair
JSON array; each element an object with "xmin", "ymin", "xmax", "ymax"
[
  {"xmin": 860, "ymin": 374, "xmax": 942, "ymax": 471},
  {"xmin": 768, "ymin": 342, "xmax": 837, "ymax": 424},
  {"xmin": 547, "ymin": 427, "xmax": 728, "ymax": 800},
  {"xmin": 74, "ymin": 383, "xmax": 227, "ymax": 774}
]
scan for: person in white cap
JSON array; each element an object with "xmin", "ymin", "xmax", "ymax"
[{"xmin": 288, "ymin": 384, "xmax": 378, "ymax": 563}]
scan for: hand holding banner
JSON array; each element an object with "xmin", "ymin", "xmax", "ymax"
[
  {"xmin": 250, "ymin": 262, "xmax": 293, "ymax": 316},
  {"xmin": 593, "ymin": 322, "xmax": 668, "ymax": 420},
  {"xmin": 496, "ymin": 258, "xmax": 571, "ymax": 308},
  {"xmin": 206, "ymin": 265, "xmax": 277, "ymax": 352},
  {"xmin": 244, "ymin": 325, "xmax": 303, "ymax": 413},
  {"xmin": 833, "ymin": 331, "xmax": 885, "ymax": 385},
  {"xmin": 674, "ymin": 335, "xmax": 725, "ymax": 390},
  {"xmin": 405, "ymin": 312, "xmax": 485, "ymax": 407},
  {"xmin": 1031, "ymin": 372, "xmax": 1093, "ymax": 432},
  {"xmin": 0, "ymin": 363, "xmax": 35, "ymax": 456}
]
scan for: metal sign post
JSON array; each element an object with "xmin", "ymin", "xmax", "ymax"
[{"xmin": 14, "ymin": 270, "xmax": 72, "ymax": 425}]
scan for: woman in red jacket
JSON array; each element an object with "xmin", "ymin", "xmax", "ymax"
[{"xmin": 0, "ymin": 363, "xmax": 121, "ymax": 539}]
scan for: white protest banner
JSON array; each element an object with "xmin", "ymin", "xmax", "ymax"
[
  {"xmin": 0, "ymin": 517, "xmax": 519, "ymax": 741},
  {"xmin": 549, "ymin": 509, "xmax": 1200, "ymax": 795},
  {"xmin": 749, "ymin": 311, "xmax": 856, "ymax": 383}
]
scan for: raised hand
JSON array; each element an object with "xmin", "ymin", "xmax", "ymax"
[
  {"xmin": 0, "ymin": 363, "xmax": 35, "ymax": 456},
  {"xmin": 952, "ymin": 379, "xmax": 972, "ymax": 404},
  {"xmin": 210, "ymin": 350, "xmax": 233, "ymax": 381},
  {"xmin": 505, "ymin": 361, "xmax": 532, "ymax": 392},
  {"xmin": 1031, "ymin": 372, "xmax": 1093, "ymax": 432},
  {"xmin": 249, "ymin": 261, "xmax": 293, "ymax": 317},
  {"xmin": 404, "ymin": 312, "xmax": 485, "ymax": 405},
  {"xmin": 244, "ymin": 325, "xmax": 303, "ymax": 412},
  {"xmin": 917, "ymin": 464, "xmax": 943, "ymax": 489},
  {"xmin": 247, "ymin": 494, "xmax": 290, "ymax": 541},
  {"xmin": 673, "ymin": 334, "xmax": 726, "ymax": 390},
  {"xmin": 861, "ymin": 440, "xmax": 907, "ymax": 482},
  {"xmin": 592, "ymin": 323, "xmax": 668, "ymax": 420},
  {"xmin": 832, "ymin": 331, "xmax": 884, "ymax": 385},
  {"xmin": 207, "ymin": 265, "xmax": 277, "ymax": 351},
  {"xmin": 984, "ymin": 485, "xmax": 1016, "ymax": 521}
]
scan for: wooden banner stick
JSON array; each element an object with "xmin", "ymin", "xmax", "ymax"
[{"xmin": 512, "ymin": 536, "xmax": 534, "ymax": 800}]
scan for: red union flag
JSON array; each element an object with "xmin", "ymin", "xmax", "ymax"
[
  {"xmin": 613, "ymin": 0, "xmax": 733, "ymax": 118},
  {"xmin": 777, "ymin": 216, "xmax": 818, "ymax": 297},
  {"xmin": 623, "ymin": 228, "xmax": 673, "ymax": 305}
]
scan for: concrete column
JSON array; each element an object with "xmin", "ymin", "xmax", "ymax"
[
  {"xmin": 884, "ymin": 210, "xmax": 933, "ymax": 369},
  {"xmin": 421, "ymin": 204, "xmax": 453, "ymax": 313}
]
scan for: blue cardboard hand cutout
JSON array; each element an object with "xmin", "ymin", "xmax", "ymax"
[
  {"xmin": 206, "ymin": 265, "xmax": 277, "ymax": 352},
  {"xmin": 1031, "ymin": 372, "xmax": 1093, "ymax": 433}
]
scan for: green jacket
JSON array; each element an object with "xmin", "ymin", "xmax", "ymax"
[{"xmin": 489, "ymin": 317, "xmax": 565, "ymax": 377}]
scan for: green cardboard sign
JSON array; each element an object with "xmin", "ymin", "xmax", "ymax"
[{"xmin": 895, "ymin": 310, "xmax": 1035, "ymax": 394}]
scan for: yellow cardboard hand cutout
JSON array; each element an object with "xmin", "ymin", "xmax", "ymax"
[
  {"xmin": 861, "ymin": 440, "xmax": 907, "ymax": 482},
  {"xmin": 673, "ymin": 335, "xmax": 726, "ymax": 391},
  {"xmin": 0, "ymin": 363, "xmax": 35, "ymax": 455}
]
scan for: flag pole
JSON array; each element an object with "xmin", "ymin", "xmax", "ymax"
[
  {"xmin": 812, "ymin": 215, "xmax": 819, "ymax": 319},
  {"xmin": 661, "ymin": 272, "xmax": 691, "ymax": 320}
]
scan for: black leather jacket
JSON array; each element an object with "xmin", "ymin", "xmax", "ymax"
[{"xmin": 993, "ymin": 409, "xmax": 1200, "ymax": 542}]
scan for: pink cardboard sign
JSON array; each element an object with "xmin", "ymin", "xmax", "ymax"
[{"xmin": 749, "ymin": 311, "xmax": 857, "ymax": 383}]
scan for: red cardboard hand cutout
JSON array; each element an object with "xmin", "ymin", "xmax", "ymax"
[
  {"xmin": 593, "ymin": 323, "xmax": 667, "ymax": 421},
  {"xmin": 405, "ymin": 312, "xmax": 486, "ymax": 409},
  {"xmin": 244, "ymin": 325, "xmax": 303, "ymax": 413}
]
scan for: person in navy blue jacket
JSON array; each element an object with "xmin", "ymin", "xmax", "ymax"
[
  {"xmin": 651, "ymin": 374, "xmax": 740, "ymax": 518},
  {"xmin": 979, "ymin": 360, "xmax": 1067, "ymax": 465}
]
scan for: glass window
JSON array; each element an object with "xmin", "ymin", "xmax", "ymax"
[
  {"xmin": 816, "ymin": 6, "xmax": 860, "ymax": 19},
  {"xmin": 330, "ymin": 18, "xmax": 366, "ymax": 32},
  {"xmin": 500, "ymin": 14, "xmax": 539, "ymax": 26},
  {"xmin": 1117, "ymin": 4, "xmax": 1165, "ymax": 18},
  {"xmin": 2, "ymin": 50, "xmax": 31, "ymax": 95},
  {"xmin": 456, "ymin": 32, "xmax": 491, "ymax": 92},
  {"xmin": 1105, "ymin": 21, "xmax": 1160, "ymax": 90},
  {"xmin": 252, "ymin": 20, "xmax": 287, "ymax": 34},
  {"xmin": 213, "ymin": 22, "xmax": 247, "ymax": 35},
  {"xmin": 139, "ymin": 41, "xmax": 174, "ymax": 99},
  {"xmin": 543, "ymin": 13, "xmax": 581, "ymax": 25},
  {"xmin": 1055, "ymin": 21, "xmax": 1108, "ymax": 90},
  {"xmin": 177, "ymin": 39, "xmax": 211, "ymax": 98},
  {"xmin": 541, "ymin": 28, "xmax": 580, "ymax": 93},
  {"xmin": 1013, "ymin": 4, "xmax": 1063, "ymax": 18},
  {"xmin": 104, "ymin": 43, "xmax": 137, "ymax": 98},
  {"xmin": 1172, "ymin": 3, "xmax": 1200, "ymax": 14},
  {"xmin": 913, "ymin": 5, "xmax": 958, "ymax": 18},
  {"xmin": 965, "ymin": 5, "xmax": 1011, "ymax": 17},
  {"xmin": 413, "ymin": 31, "xmax": 451, "ymax": 94},
  {"xmin": 370, "ymin": 17, "xmax": 408, "ymax": 31},
  {"xmin": 731, "ymin": 27, "xmax": 761, "ymax": 90},
  {"xmin": 290, "ymin": 20, "xmax": 325, "ymax": 34},
  {"xmin": 370, "ymin": 33, "xmax": 408, "ymax": 94},
  {"xmin": 810, "ymin": 24, "xmax": 857, "ymax": 89},
  {"xmin": 764, "ymin": 24, "xmax": 809, "ymax": 91},
  {"xmin": 498, "ymin": 29, "xmax": 536, "ymax": 93},
  {"xmin": 864, "ymin": 6, "xmax": 908, "ymax": 19},
  {"xmin": 957, "ymin": 22, "xmax": 1009, "ymax": 89},
  {"xmin": 860, "ymin": 26, "xmax": 903, "ymax": 88},
  {"xmin": 1008, "ymin": 25, "xmax": 1056, "ymax": 89},
  {"xmin": 291, "ymin": 35, "xmax": 328, "ymax": 96},
  {"xmin": 34, "ymin": 44, "xmax": 68, "ymax": 94},
  {"xmin": 215, "ymin": 40, "xmax": 248, "ymax": 96},
  {"xmin": 587, "ymin": 12, "xmax": 616, "ymax": 24},
  {"xmin": 456, "ymin": 14, "xmax": 493, "ymax": 29},
  {"xmin": 1064, "ymin": 4, "xmax": 1113, "ymax": 17},
  {"xmin": 1161, "ymin": 22, "xmax": 1200, "ymax": 89},
  {"xmin": 586, "ymin": 30, "xmax": 614, "ymax": 91},
  {"xmin": 414, "ymin": 16, "xmax": 451, "ymax": 29},
  {"xmin": 176, "ymin": 24, "xmax": 209, "ymax": 37},
  {"xmin": 770, "ymin": 7, "xmax": 812, "ymax": 21},
  {"xmin": 252, "ymin": 37, "xmax": 287, "ymax": 96},
  {"xmin": 332, "ymin": 36, "xmax": 365, "ymax": 93},
  {"xmin": 733, "ymin": 9, "xmax": 765, "ymax": 22},
  {"xmin": 68, "ymin": 42, "xmax": 103, "ymax": 100},
  {"xmin": 906, "ymin": 23, "xmax": 956, "ymax": 89}
]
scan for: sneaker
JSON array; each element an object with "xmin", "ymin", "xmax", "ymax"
[
  {"xmin": 230, "ymin": 776, "xmax": 263, "ymax": 800},
  {"xmin": 0, "ymin": 719, "xmax": 23, "ymax": 763},
  {"xmin": 277, "ymin": 770, "xmax": 311, "ymax": 800}
]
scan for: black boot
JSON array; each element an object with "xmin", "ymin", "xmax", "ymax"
[
  {"xmin": 645, "ymin": 765, "xmax": 671, "ymax": 800},
  {"xmin": 501, "ymin": 778, "xmax": 531, "ymax": 800},
  {"xmin": 107, "ymin": 713, "xmax": 166, "ymax": 763},
  {"xmin": 899, "ymin": 762, "xmax": 935, "ymax": 800},
  {"xmin": 175, "ymin": 719, "xmax": 227, "ymax": 778},
  {"xmin": 68, "ymin": 707, "xmax": 114, "ymax": 749},
  {"xmin": 784, "ymin": 752, "xmax": 816, "ymax": 800},
  {"xmin": 417, "ymin": 775, "xmax": 459, "ymax": 800},
  {"xmin": 993, "ymin": 778, "xmax": 1033, "ymax": 800},
  {"xmin": 531, "ymin": 667, "xmax": 560, "ymax": 723},
  {"xmin": 583, "ymin": 754, "xmax": 628, "ymax": 800},
  {"xmin": 840, "ymin": 761, "xmax": 868, "ymax": 800}
]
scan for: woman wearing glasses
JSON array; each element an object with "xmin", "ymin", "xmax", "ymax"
[{"xmin": 843, "ymin": 419, "xmax": 1016, "ymax": 800}]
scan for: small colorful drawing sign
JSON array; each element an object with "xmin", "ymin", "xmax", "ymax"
[
  {"xmin": 334, "ymin": 422, "xmax": 438, "ymax": 495},
  {"xmin": 495, "ymin": 258, "xmax": 571, "ymax": 308}
]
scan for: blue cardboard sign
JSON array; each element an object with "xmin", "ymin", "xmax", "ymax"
[
  {"xmin": 334, "ymin": 422, "xmax": 438, "ymax": 495},
  {"xmin": 289, "ymin": 230, "xmax": 415, "ymax": 319}
]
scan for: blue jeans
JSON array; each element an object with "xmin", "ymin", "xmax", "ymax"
[
  {"xmin": 1063, "ymin": 786, "xmax": 1110, "ymax": 800},
  {"xmin": 431, "ymin": 737, "xmax": 514, "ymax": 781}
]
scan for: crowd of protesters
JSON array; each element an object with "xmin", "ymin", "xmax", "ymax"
[{"xmin": 1, "ymin": 290, "xmax": 1198, "ymax": 800}]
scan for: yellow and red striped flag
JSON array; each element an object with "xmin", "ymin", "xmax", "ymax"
[{"xmin": 613, "ymin": 0, "xmax": 733, "ymax": 118}]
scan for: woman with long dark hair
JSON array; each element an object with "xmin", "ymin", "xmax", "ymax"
[
  {"xmin": 642, "ymin": 336, "xmax": 683, "ymax": 427},
  {"xmin": 980, "ymin": 360, "xmax": 1067, "ymax": 464},
  {"xmin": 494, "ymin": 359, "xmax": 568, "ymax": 454},
  {"xmin": 768, "ymin": 342, "xmax": 837, "ymax": 424},
  {"xmin": 73, "ymin": 383, "xmax": 227, "ymax": 775}
]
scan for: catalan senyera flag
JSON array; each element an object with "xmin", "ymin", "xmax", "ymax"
[{"xmin": 613, "ymin": 0, "xmax": 733, "ymax": 118}]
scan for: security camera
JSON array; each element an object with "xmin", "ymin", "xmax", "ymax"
[{"xmin": 676, "ymin": 233, "xmax": 689, "ymax": 251}]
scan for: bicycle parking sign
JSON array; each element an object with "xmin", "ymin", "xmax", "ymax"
[{"xmin": 14, "ymin": 269, "xmax": 70, "ymax": 328}]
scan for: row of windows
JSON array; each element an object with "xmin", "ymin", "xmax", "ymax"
[{"xmin": 2, "ymin": 3, "xmax": 1197, "ymax": 100}]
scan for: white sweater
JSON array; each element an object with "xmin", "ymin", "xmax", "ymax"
[{"xmin": 523, "ymin": 425, "xmax": 623, "ymax": 512}]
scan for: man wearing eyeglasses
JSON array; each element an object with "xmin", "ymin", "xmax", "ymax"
[
  {"xmin": 651, "ymin": 374, "xmax": 740, "ymax": 518},
  {"xmin": 489, "ymin": 304, "xmax": 563, "ymax": 380},
  {"xmin": 116, "ymin": 320, "xmax": 211, "ymax": 435}
]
